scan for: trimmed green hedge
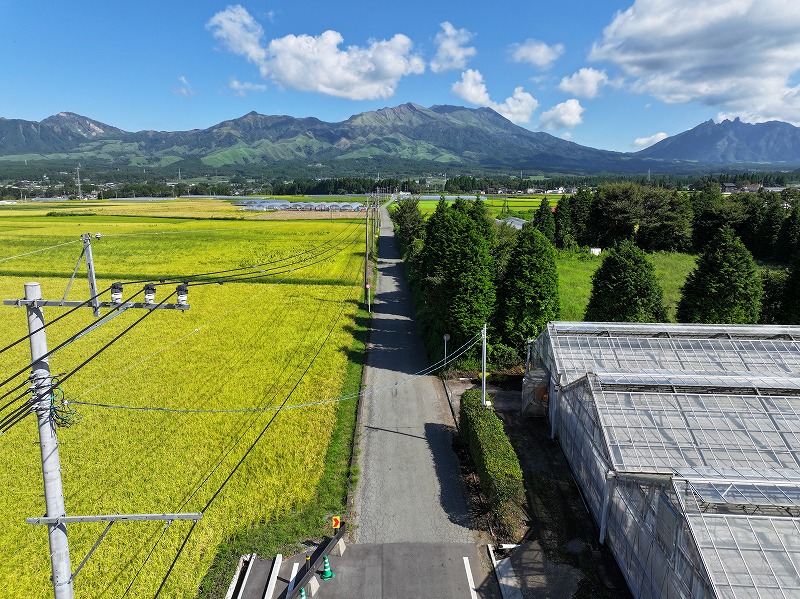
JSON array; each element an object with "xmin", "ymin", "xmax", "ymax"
[{"xmin": 460, "ymin": 389, "xmax": 524, "ymax": 506}]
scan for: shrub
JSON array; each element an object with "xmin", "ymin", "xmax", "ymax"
[{"xmin": 459, "ymin": 390, "xmax": 524, "ymax": 506}]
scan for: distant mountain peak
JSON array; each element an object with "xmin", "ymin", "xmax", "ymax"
[
  {"xmin": 637, "ymin": 117, "xmax": 800, "ymax": 163},
  {"xmin": 41, "ymin": 112, "xmax": 125, "ymax": 137}
]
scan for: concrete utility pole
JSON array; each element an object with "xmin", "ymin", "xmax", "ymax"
[
  {"xmin": 4, "ymin": 235, "xmax": 197, "ymax": 599},
  {"xmin": 26, "ymin": 282, "xmax": 73, "ymax": 599},
  {"xmin": 482, "ymin": 323, "xmax": 487, "ymax": 407},
  {"xmin": 365, "ymin": 199, "xmax": 370, "ymax": 313}
]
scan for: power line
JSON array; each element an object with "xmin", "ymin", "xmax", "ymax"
[
  {"xmin": 118, "ymin": 222, "xmax": 358, "ymax": 286},
  {"xmin": 152, "ymin": 261, "xmax": 356, "ymax": 599},
  {"xmin": 56, "ymin": 291, "xmax": 176, "ymax": 389},
  {"xmin": 0, "ymin": 238, "xmax": 82, "ymax": 264},
  {"xmin": 0, "ymin": 286, "xmax": 112, "ymax": 357},
  {"xmin": 119, "ymin": 251, "xmax": 366, "ymax": 597},
  {"xmin": 71, "ymin": 333, "xmax": 481, "ymax": 416},
  {"xmin": 0, "ymin": 288, "xmax": 144, "ymax": 390}
]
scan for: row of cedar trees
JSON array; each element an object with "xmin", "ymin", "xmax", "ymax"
[
  {"xmin": 392, "ymin": 195, "xmax": 559, "ymax": 367},
  {"xmin": 392, "ymin": 183, "xmax": 800, "ymax": 366}
]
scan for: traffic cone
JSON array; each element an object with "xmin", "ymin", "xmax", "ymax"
[{"xmin": 320, "ymin": 555, "xmax": 335, "ymax": 580}]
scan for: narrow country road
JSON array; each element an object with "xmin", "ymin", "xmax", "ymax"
[
  {"xmin": 353, "ymin": 203, "xmax": 474, "ymax": 545},
  {"xmin": 326, "ymin": 203, "xmax": 499, "ymax": 599}
]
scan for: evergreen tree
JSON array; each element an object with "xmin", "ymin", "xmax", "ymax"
[
  {"xmin": 417, "ymin": 199, "xmax": 496, "ymax": 359},
  {"xmin": 778, "ymin": 203, "xmax": 800, "ymax": 261},
  {"xmin": 780, "ymin": 256, "xmax": 800, "ymax": 324},
  {"xmin": 532, "ymin": 198, "xmax": 556, "ymax": 244},
  {"xmin": 759, "ymin": 269, "xmax": 789, "ymax": 324},
  {"xmin": 676, "ymin": 227, "xmax": 762, "ymax": 323},
  {"xmin": 553, "ymin": 194, "xmax": 574, "ymax": 248},
  {"xmin": 637, "ymin": 188, "xmax": 693, "ymax": 252},
  {"xmin": 691, "ymin": 183, "xmax": 747, "ymax": 251},
  {"xmin": 468, "ymin": 197, "xmax": 495, "ymax": 245},
  {"xmin": 590, "ymin": 182, "xmax": 641, "ymax": 247},
  {"xmin": 754, "ymin": 195, "xmax": 785, "ymax": 260},
  {"xmin": 498, "ymin": 224, "xmax": 559, "ymax": 351},
  {"xmin": 584, "ymin": 240, "xmax": 668, "ymax": 322},
  {"xmin": 570, "ymin": 187, "xmax": 593, "ymax": 246},
  {"xmin": 391, "ymin": 197, "xmax": 425, "ymax": 253}
]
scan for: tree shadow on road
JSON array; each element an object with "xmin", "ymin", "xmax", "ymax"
[{"xmin": 424, "ymin": 422, "xmax": 473, "ymax": 530}]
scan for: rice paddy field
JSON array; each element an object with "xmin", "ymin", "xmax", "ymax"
[{"xmin": 0, "ymin": 199, "xmax": 367, "ymax": 598}]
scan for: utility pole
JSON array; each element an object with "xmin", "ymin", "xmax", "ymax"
[
  {"xmin": 26, "ymin": 282, "xmax": 73, "ymax": 599},
  {"xmin": 365, "ymin": 200, "xmax": 370, "ymax": 313},
  {"xmin": 4, "ymin": 236, "xmax": 198, "ymax": 599},
  {"xmin": 76, "ymin": 164, "xmax": 82, "ymax": 200},
  {"xmin": 481, "ymin": 323, "xmax": 488, "ymax": 407}
]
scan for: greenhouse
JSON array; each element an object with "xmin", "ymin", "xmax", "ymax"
[{"xmin": 524, "ymin": 322, "xmax": 800, "ymax": 599}]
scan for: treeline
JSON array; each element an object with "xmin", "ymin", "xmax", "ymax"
[
  {"xmin": 543, "ymin": 182, "xmax": 800, "ymax": 325},
  {"xmin": 392, "ymin": 184, "xmax": 800, "ymax": 368},
  {"xmin": 546, "ymin": 182, "xmax": 800, "ymax": 261},
  {"xmin": 392, "ymin": 197, "xmax": 558, "ymax": 367},
  {"xmin": 270, "ymin": 177, "xmax": 414, "ymax": 195}
]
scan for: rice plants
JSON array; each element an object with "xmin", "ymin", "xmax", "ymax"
[{"xmin": 0, "ymin": 207, "xmax": 366, "ymax": 597}]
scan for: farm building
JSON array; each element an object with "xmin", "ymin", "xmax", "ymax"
[{"xmin": 523, "ymin": 322, "xmax": 800, "ymax": 599}]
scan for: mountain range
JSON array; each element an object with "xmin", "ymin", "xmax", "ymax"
[{"xmin": 1, "ymin": 104, "xmax": 799, "ymax": 175}]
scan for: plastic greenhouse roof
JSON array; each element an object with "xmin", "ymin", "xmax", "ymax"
[
  {"xmin": 540, "ymin": 324, "xmax": 800, "ymax": 599},
  {"xmin": 685, "ymin": 511, "xmax": 800, "ymax": 599},
  {"xmin": 545, "ymin": 324, "xmax": 800, "ymax": 385},
  {"xmin": 585, "ymin": 374, "xmax": 800, "ymax": 474}
]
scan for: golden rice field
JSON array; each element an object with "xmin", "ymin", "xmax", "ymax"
[{"xmin": 0, "ymin": 200, "xmax": 366, "ymax": 598}]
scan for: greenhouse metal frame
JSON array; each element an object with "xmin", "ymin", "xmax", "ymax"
[{"xmin": 525, "ymin": 322, "xmax": 800, "ymax": 599}]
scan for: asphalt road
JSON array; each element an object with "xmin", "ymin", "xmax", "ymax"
[
  {"xmin": 353, "ymin": 205, "xmax": 475, "ymax": 545},
  {"xmin": 238, "ymin": 205, "xmax": 501, "ymax": 599},
  {"xmin": 346, "ymin": 204, "xmax": 499, "ymax": 598}
]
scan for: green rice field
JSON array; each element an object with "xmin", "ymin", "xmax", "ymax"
[{"xmin": 0, "ymin": 199, "xmax": 367, "ymax": 597}]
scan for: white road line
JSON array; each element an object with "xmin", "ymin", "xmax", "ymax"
[
  {"xmin": 463, "ymin": 556, "xmax": 479, "ymax": 599},
  {"xmin": 286, "ymin": 562, "xmax": 300, "ymax": 594}
]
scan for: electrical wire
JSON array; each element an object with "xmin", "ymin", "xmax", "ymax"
[
  {"xmin": 56, "ymin": 291, "xmax": 176, "ymax": 390},
  {"xmin": 0, "ymin": 289, "xmax": 144, "ymax": 391},
  {"xmin": 173, "ymin": 226, "xmax": 363, "ymax": 288},
  {"xmin": 118, "ymin": 221, "xmax": 358, "ymax": 286},
  {"xmin": 0, "ymin": 286, "xmax": 113, "ymax": 357},
  {"xmin": 118, "ymin": 242, "xmax": 365, "ymax": 598},
  {"xmin": 0, "ymin": 238, "xmax": 82, "ymax": 264},
  {"xmin": 71, "ymin": 333, "xmax": 481, "ymax": 415},
  {"xmin": 152, "ymin": 262, "xmax": 357, "ymax": 599},
  {"xmin": 1, "ymin": 222, "xmax": 355, "ymax": 357}
]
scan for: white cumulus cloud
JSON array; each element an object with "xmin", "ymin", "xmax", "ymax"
[
  {"xmin": 510, "ymin": 39, "xmax": 564, "ymax": 68},
  {"xmin": 206, "ymin": 5, "xmax": 424, "ymax": 100},
  {"xmin": 173, "ymin": 75, "xmax": 194, "ymax": 97},
  {"xmin": 452, "ymin": 69, "xmax": 538, "ymax": 123},
  {"xmin": 589, "ymin": 0, "xmax": 800, "ymax": 124},
  {"xmin": 633, "ymin": 132, "xmax": 668, "ymax": 148},
  {"xmin": 539, "ymin": 99, "xmax": 585, "ymax": 130},
  {"xmin": 430, "ymin": 22, "xmax": 476, "ymax": 73},
  {"xmin": 206, "ymin": 5, "xmax": 268, "ymax": 67},
  {"xmin": 558, "ymin": 68, "xmax": 609, "ymax": 98},
  {"xmin": 229, "ymin": 78, "xmax": 267, "ymax": 96}
]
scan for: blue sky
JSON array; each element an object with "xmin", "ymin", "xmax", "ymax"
[{"xmin": 2, "ymin": 0, "xmax": 799, "ymax": 152}]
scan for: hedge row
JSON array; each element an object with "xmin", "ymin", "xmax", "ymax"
[{"xmin": 459, "ymin": 389, "xmax": 524, "ymax": 506}]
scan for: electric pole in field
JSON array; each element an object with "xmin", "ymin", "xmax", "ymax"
[{"xmin": 4, "ymin": 234, "xmax": 200, "ymax": 599}]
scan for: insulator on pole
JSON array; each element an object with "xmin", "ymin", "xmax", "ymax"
[
  {"xmin": 176, "ymin": 283, "xmax": 188, "ymax": 305},
  {"xmin": 110, "ymin": 282, "xmax": 123, "ymax": 303},
  {"xmin": 144, "ymin": 283, "xmax": 156, "ymax": 304}
]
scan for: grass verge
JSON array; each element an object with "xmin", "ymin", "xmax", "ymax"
[{"xmin": 197, "ymin": 301, "xmax": 370, "ymax": 599}]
